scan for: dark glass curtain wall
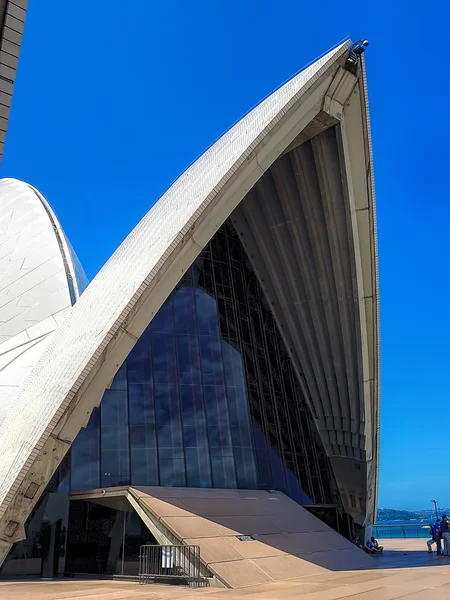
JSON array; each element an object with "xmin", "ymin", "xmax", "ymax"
[
  {"xmin": 65, "ymin": 500, "xmax": 157, "ymax": 576},
  {"xmin": 71, "ymin": 222, "xmax": 339, "ymax": 506},
  {"xmin": 0, "ymin": 456, "xmax": 70, "ymax": 579}
]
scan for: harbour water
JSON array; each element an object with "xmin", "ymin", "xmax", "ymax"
[{"xmin": 373, "ymin": 519, "xmax": 431, "ymax": 539}]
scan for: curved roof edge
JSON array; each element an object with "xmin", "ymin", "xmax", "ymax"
[
  {"xmin": 27, "ymin": 183, "xmax": 88, "ymax": 299},
  {"xmin": 0, "ymin": 178, "xmax": 87, "ymax": 427},
  {"xmin": 360, "ymin": 54, "xmax": 380, "ymax": 526}
]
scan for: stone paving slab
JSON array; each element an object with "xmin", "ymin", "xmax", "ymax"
[{"xmin": 2, "ymin": 539, "xmax": 450, "ymax": 599}]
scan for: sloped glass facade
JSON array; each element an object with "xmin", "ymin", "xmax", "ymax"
[{"xmin": 71, "ymin": 222, "xmax": 339, "ymax": 506}]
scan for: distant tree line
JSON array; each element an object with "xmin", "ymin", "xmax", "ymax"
[{"xmin": 377, "ymin": 508, "xmax": 421, "ymax": 521}]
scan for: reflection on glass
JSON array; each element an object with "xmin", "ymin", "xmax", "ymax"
[
  {"xmin": 65, "ymin": 500, "xmax": 157, "ymax": 576},
  {"xmin": 71, "ymin": 408, "xmax": 100, "ymax": 491},
  {"xmin": 101, "ymin": 389, "xmax": 130, "ymax": 487},
  {"xmin": 1, "ymin": 466, "xmax": 70, "ymax": 578},
  {"xmin": 70, "ymin": 222, "xmax": 339, "ymax": 508}
]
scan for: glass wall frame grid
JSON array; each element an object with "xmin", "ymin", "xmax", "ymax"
[
  {"xmin": 228, "ymin": 237, "xmax": 287, "ymax": 494},
  {"xmin": 195, "ymin": 236, "xmax": 239, "ymax": 490},
  {"xmin": 70, "ymin": 221, "xmax": 340, "ymax": 508}
]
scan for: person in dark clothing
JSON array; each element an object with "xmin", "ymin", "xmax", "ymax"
[
  {"xmin": 352, "ymin": 536, "xmax": 374, "ymax": 554},
  {"xmin": 370, "ymin": 536, "xmax": 383, "ymax": 552},
  {"xmin": 427, "ymin": 519, "xmax": 442, "ymax": 554},
  {"xmin": 441, "ymin": 515, "xmax": 450, "ymax": 556}
]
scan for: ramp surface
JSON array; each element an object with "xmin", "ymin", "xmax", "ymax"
[{"xmin": 72, "ymin": 487, "xmax": 374, "ymax": 588}]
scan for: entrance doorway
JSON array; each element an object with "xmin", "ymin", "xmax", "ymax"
[{"xmin": 65, "ymin": 497, "xmax": 157, "ymax": 576}]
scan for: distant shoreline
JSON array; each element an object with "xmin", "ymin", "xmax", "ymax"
[
  {"xmin": 373, "ymin": 520, "xmax": 431, "ymax": 539},
  {"xmin": 376, "ymin": 519, "xmax": 427, "ymax": 524}
]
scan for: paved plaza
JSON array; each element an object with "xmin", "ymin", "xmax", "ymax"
[{"xmin": 2, "ymin": 539, "xmax": 450, "ymax": 599}]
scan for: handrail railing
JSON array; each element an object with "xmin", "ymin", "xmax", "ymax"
[
  {"xmin": 139, "ymin": 544, "xmax": 204, "ymax": 587},
  {"xmin": 374, "ymin": 524, "xmax": 432, "ymax": 539}
]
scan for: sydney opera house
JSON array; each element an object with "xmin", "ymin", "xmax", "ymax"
[{"xmin": 0, "ymin": 3, "xmax": 379, "ymax": 589}]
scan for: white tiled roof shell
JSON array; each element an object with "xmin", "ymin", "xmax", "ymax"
[
  {"xmin": 0, "ymin": 42, "xmax": 349, "ymax": 509},
  {"xmin": 0, "ymin": 178, "xmax": 83, "ymax": 426}
]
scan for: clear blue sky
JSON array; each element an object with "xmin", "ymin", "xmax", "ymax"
[{"xmin": 2, "ymin": 1, "xmax": 449, "ymax": 511}]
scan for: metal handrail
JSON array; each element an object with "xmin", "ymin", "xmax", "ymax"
[
  {"xmin": 375, "ymin": 523, "xmax": 433, "ymax": 527},
  {"xmin": 139, "ymin": 544, "xmax": 203, "ymax": 587},
  {"xmin": 373, "ymin": 524, "xmax": 432, "ymax": 539}
]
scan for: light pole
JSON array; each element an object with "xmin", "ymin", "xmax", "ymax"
[{"xmin": 432, "ymin": 500, "xmax": 438, "ymax": 520}]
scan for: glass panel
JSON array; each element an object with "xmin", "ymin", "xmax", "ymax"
[
  {"xmin": 131, "ymin": 448, "xmax": 158, "ymax": 486},
  {"xmin": 129, "ymin": 384, "xmax": 154, "ymax": 426},
  {"xmin": 195, "ymin": 290, "xmax": 220, "ymax": 337},
  {"xmin": 176, "ymin": 334, "xmax": 201, "ymax": 386},
  {"xmin": 66, "ymin": 501, "xmax": 121, "ymax": 574},
  {"xmin": 233, "ymin": 447, "xmax": 258, "ymax": 490},
  {"xmin": 159, "ymin": 458, "xmax": 185, "ymax": 487},
  {"xmin": 180, "ymin": 385, "xmax": 212, "ymax": 488},
  {"xmin": 151, "ymin": 333, "xmax": 177, "ymax": 385},
  {"xmin": 174, "ymin": 287, "xmax": 197, "ymax": 334},
  {"xmin": 151, "ymin": 297, "xmax": 174, "ymax": 333},
  {"xmin": 110, "ymin": 362, "xmax": 127, "ymax": 391},
  {"xmin": 210, "ymin": 453, "xmax": 236, "ymax": 489},
  {"xmin": 123, "ymin": 510, "xmax": 157, "ymax": 576},
  {"xmin": 221, "ymin": 340, "xmax": 256, "ymax": 488},
  {"xmin": 185, "ymin": 447, "xmax": 212, "ymax": 488},
  {"xmin": 154, "ymin": 383, "xmax": 185, "ymax": 486},
  {"xmin": 71, "ymin": 408, "xmax": 100, "ymax": 491},
  {"xmin": 129, "ymin": 383, "xmax": 158, "ymax": 485},
  {"xmin": 127, "ymin": 328, "xmax": 152, "ymax": 385},
  {"xmin": 101, "ymin": 390, "xmax": 130, "ymax": 487},
  {"xmin": 198, "ymin": 336, "xmax": 225, "ymax": 387}
]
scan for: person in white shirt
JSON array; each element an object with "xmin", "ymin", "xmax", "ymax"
[
  {"xmin": 370, "ymin": 536, "xmax": 383, "ymax": 553},
  {"xmin": 364, "ymin": 540, "xmax": 378, "ymax": 554}
]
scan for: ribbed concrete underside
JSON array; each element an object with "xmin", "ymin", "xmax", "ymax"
[
  {"xmin": 233, "ymin": 125, "xmax": 369, "ymax": 519},
  {"xmin": 71, "ymin": 487, "xmax": 374, "ymax": 589}
]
